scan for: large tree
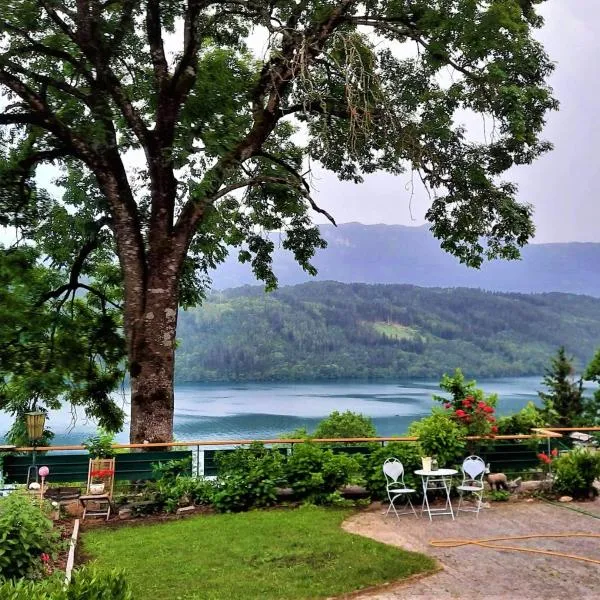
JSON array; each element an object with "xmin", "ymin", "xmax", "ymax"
[{"xmin": 0, "ymin": 0, "xmax": 556, "ymax": 443}]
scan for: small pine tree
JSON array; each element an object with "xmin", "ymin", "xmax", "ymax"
[
  {"xmin": 538, "ymin": 347, "xmax": 584, "ymax": 427},
  {"xmin": 582, "ymin": 348, "xmax": 600, "ymax": 425}
]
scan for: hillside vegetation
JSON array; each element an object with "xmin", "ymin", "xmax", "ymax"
[{"xmin": 175, "ymin": 283, "xmax": 600, "ymax": 382}]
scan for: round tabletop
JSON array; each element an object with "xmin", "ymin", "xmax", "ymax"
[{"xmin": 414, "ymin": 468, "xmax": 458, "ymax": 476}]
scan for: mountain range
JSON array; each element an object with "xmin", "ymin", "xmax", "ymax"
[{"xmin": 209, "ymin": 223, "xmax": 600, "ymax": 296}]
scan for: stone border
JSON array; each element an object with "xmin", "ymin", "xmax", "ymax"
[{"xmin": 64, "ymin": 518, "xmax": 80, "ymax": 584}]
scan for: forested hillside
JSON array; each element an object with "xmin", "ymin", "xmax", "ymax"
[{"xmin": 175, "ymin": 283, "xmax": 600, "ymax": 382}]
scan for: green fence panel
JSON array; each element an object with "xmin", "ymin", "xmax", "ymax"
[
  {"xmin": 479, "ymin": 441, "xmax": 544, "ymax": 475},
  {"xmin": 3, "ymin": 450, "xmax": 192, "ymax": 484}
]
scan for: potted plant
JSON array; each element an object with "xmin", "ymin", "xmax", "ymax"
[
  {"xmin": 89, "ymin": 468, "xmax": 114, "ymax": 494},
  {"xmin": 82, "ymin": 429, "xmax": 116, "ymax": 459}
]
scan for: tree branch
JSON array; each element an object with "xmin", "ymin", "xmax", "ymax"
[
  {"xmin": 256, "ymin": 151, "xmax": 336, "ymax": 225},
  {"xmin": 146, "ymin": 0, "xmax": 169, "ymax": 89}
]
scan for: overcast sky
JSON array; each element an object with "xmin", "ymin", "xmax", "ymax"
[{"xmin": 309, "ymin": 1, "xmax": 598, "ymax": 244}]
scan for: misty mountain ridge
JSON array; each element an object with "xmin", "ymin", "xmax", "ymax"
[{"xmin": 209, "ymin": 223, "xmax": 600, "ymax": 296}]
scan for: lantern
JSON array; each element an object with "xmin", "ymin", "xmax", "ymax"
[{"xmin": 25, "ymin": 411, "xmax": 46, "ymax": 442}]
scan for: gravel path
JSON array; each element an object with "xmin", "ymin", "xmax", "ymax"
[{"xmin": 343, "ymin": 500, "xmax": 600, "ymax": 600}]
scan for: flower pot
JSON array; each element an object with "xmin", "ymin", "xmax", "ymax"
[{"xmin": 90, "ymin": 483, "xmax": 105, "ymax": 495}]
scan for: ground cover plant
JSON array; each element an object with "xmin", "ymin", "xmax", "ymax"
[
  {"xmin": 0, "ymin": 567, "xmax": 131, "ymax": 600},
  {"xmin": 0, "ymin": 491, "xmax": 61, "ymax": 580},
  {"xmin": 82, "ymin": 507, "xmax": 436, "ymax": 600}
]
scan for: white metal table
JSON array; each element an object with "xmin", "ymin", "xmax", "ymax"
[{"xmin": 414, "ymin": 468, "xmax": 457, "ymax": 521}]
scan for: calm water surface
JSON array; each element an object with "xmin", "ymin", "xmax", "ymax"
[{"xmin": 0, "ymin": 377, "xmax": 543, "ymax": 445}]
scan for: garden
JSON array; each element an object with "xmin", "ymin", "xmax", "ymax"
[{"xmin": 2, "ymin": 369, "xmax": 600, "ymax": 599}]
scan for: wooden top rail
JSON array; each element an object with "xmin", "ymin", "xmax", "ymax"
[
  {"xmin": 4, "ymin": 430, "xmax": 565, "ymax": 452},
  {"xmin": 545, "ymin": 427, "xmax": 600, "ymax": 432}
]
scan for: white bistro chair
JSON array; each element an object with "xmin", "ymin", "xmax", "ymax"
[
  {"xmin": 456, "ymin": 455, "xmax": 486, "ymax": 518},
  {"xmin": 383, "ymin": 458, "xmax": 418, "ymax": 519}
]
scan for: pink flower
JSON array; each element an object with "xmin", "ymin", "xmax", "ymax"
[
  {"xmin": 41, "ymin": 553, "xmax": 50, "ymax": 563},
  {"xmin": 455, "ymin": 409, "xmax": 467, "ymax": 418},
  {"xmin": 444, "ymin": 403, "xmax": 452, "ymax": 409},
  {"xmin": 483, "ymin": 405, "xmax": 494, "ymax": 413},
  {"xmin": 551, "ymin": 448, "xmax": 558, "ymax": 457}
]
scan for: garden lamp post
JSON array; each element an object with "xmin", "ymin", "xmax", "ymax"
[{"xmin": 25, "ymin": 411, "xmax": 46, "ymax": 486}]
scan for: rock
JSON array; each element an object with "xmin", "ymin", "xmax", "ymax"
[
  {"xmin": 118, "ymin": 508, "xmax": 132, "ymax": 520},
  {"xmin": 558, "ymin": 496, "xmax": 573, "ymax": 503},
  {"xmin": 480, "ymin": 502, "xmax": 491, "ymax": 509},
  {"xmin": 508, "ymin": 477, "xmax": 522, "ymax": 491},
  {"xmin": 518, "ymin": 479, "xmax": 551, "ymax": 494},
  {"xmin": 525, "ymin": 498, "xmax": 535, "ymax": 503},
  {"xmin": 340, "ymin": 484, "xmax": 369, "ymax": 498},
  {"xmin": 176, "ymin": 505, "xmax": 195, "ymax": 515}
]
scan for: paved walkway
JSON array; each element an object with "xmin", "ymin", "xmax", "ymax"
[{"xmin": 344, "ymin": 500, "xmax": 600, "ymax": 599}]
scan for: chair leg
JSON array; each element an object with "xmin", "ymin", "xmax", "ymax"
[
  {"xmin": 457, "ymin": 490, "xmax": 463, "ymax": 516},
  {"xmin": 475, "ymin": 490, "xmax": 483, "ymax": 518},
  {"xmin": 407, "ymin": 495, "xmax": 418, "ymax": 518}
]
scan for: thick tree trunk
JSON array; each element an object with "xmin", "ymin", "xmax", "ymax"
[{"xmin": 127, "ymin": 275, "xmax": 179, "ymax": 444}]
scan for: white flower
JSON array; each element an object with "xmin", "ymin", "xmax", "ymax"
[{"xmin": 28, "ymin": 482, "xmax": 41, "ymax": 490}]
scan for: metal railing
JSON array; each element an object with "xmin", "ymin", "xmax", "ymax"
[{"xmin": 0, "ymin": 428, "xmax": 571, "ymax": 481}]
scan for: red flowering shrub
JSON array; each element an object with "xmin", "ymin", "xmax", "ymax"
[
  {"xmin": 449, "ymin": 396, "xmax": 497, "ymax": 436},
  {"xmin": 434, "ymin": 370, "xmax": 498, "ymax": 436}
]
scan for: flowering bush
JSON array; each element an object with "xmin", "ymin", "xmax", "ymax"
[
  {"xmin": 435, "ymin": 369, "xmax": 498, "ymax": 436},
  {"xmin": 447, "ymin": 396, "xmax": 498, "ymax": 437}
]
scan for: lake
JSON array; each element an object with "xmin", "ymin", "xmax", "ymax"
[{"xmin": 0, "ymin": 376, "xmax": 544, "ymax": 445}]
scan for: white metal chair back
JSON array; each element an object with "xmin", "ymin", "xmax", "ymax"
[
  {"xmin": 383, "ymin": 457, "xmax": 406, "ymax": 489},
  {"xmin": 456, "ymin": 455, "xmax": 486, "ymax": 518},
  {"xmin": 461, "ymin": 456, "xmax": 486, "ymax": 488}
]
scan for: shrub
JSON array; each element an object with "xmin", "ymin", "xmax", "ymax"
[
  {"xmin": 313, "ymin": 411, "xmax": 377, "ymax": 439},
  {"xmin": 213, "ymin": 443, "xmax": 285, "ymax": 512},
  {"xmin": 408, "ymin": 410, "xmax": 466, "ymax": 469},
  {"xmin": 496, "ymin": 402, "xmax": 549, "ymax": 435},
  {"xmin": 152, "ymin": 456, "xmax": 192, "ymax": 481},
  {"xmin": 0, "ymin": 567, "xmax": 131, "ymax": 599},
  {"xmin": 0, "ymin": 492, "xmax": 60, "ymax": 580},
  {"xmin": 145, "ymin": 456, "xmax": 213, "ymax": 513},
  {"xmin": 285, "ymin": 443, "xmax": 360, "ymax": 504},
  {"xmin": 553, "ymin": 448, "xmax": 600, "ymax": 498},
  {"xmin": 363, "ymin": 442, "xmax": 422, "ymax": 500},
  {"xmin": 148, "ymin": 476, "xmax": 216, "ymax": 513}
]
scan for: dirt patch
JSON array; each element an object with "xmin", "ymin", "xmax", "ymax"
[{"xmin": 344, "ymin": 500, "xmax": 600, "ymax": 599}]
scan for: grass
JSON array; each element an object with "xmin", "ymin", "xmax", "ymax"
[
  {"xmin": 370, "ymin": 321, "xmax": 420, "ymax": 340},
  {"xmin": 82, "ymin": 507, "xmax": 436, "ymax": 600}
]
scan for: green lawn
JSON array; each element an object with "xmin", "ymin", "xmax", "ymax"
[{"xmin": 82, "ymin": 507, "xmax": 436, "ymax": 600}]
